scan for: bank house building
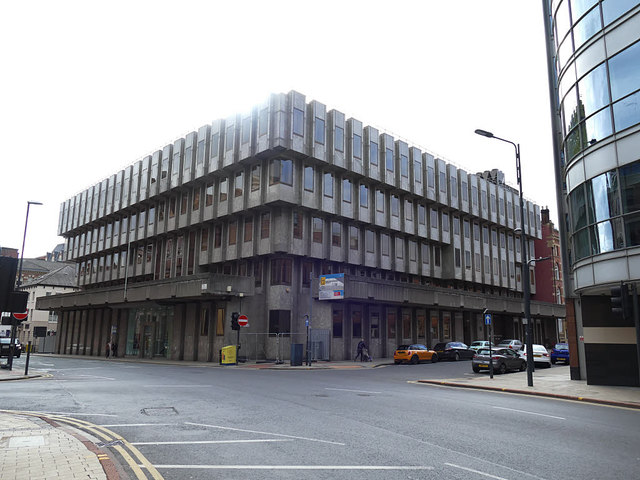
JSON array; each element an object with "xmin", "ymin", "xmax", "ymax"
[{"xmin": 39, "ymin": 91, "xmax": 565, "ymax": 363}]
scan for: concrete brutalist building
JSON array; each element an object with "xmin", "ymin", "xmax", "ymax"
[{"xmin": 38, "ymin": 91, "xmax": 565, "ymax": 362}]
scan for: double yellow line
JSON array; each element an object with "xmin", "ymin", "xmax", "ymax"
[{"xmin": 1, "ymin": 410, "xmax": 163, "ymax": 480}]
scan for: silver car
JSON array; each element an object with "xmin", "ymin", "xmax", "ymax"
[
  {"xmin": 472, "ymin": 348, "xmax": 526, "ymax": 374},
  {"xmin": 470, "ymin": 340, "xmax": 494, "ymax": 353}
]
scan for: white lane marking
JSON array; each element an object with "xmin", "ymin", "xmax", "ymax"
[
  {"xmin": 185, "ymin": 422, "xmax": 345, "ymax": 446},
  {"xmin": 36, "ymin": 412, "xmax": 119, "ymax": 417},
  {"xmin": 143, "ymin": 385, "xmax": 211, "ymax": 388},
  {"xmin": 446, "ymin": 463, "xmax": 509, "ymax": 480},
  {"xmin": 325, "ymin": 387, "xmax": 382, "ymax": 394},
  {"xmin": 492, "ymin": 406, "xmax": 565, "ymax": 420},
  {"xmin": 132, "ymin": 439, "xmax": 293, "ymax": 446},
  {"xmin": 146, "ymin": 465, "xmax": 434, "ymax": 470},
  {"xmin": 100, "ymin": 424, "xmax": 175, "ymax": 427},
  {"xmin": 70, "ymin": 374, "xmax": 116, "ymax": 380}
]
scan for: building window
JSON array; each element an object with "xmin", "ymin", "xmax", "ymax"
[
  {"xmin": 439, "ymin": 171, "xmax": 446, "ymax": 193},
  {"xmin": 418, "ymin": 204, "xmax": 426, "ymax": 225},
  {"xmin": 343, "ymin": 179, "xmax": 351, "ymax": 203},
  {"xmin": 353, "ymin": 134, "xmax": 362, "ymax": 159},
  {"xmin": 401, "ymin": 154, "xmax": 408, "ymax": 178},
  {"xmin": 270, "ymin": 259, "xmax": 292, "ymax": 286},
  {"xmin": 376, "ymin": 190, "xmax": 385, "ymax": 213},
  {"xmin": 430, "ymin": 209, "xmax": 438, "ymax": 229},
  {"xmin": 304, "ymin": 166, "xmax": 314, "ymax": 192},
  {"xmin": 251, "ymin": 165, "xmax": 260, "ymax": 192},
  {"xmin": 335, "ymin": 126, "xmax": 344, "ymax": 152},
  {"xmin": 219, "ymin": 178, "xmax": 228, "ymax": 202},
  {"xmin": 475, "ymin": 253, "xmax": 481, "ymax": 272},
  {"xmin": 451, "ymin": 176, "xmax": 458, "ymax": 197},
  {"xmin": 225, "ymin": 125, "xmax": 234, "ymax": 151},
  {"xmin": 315, "ymin": 117, "xmax": 325, "ymax": 144},
  {"xmin": 453, "ymin": 216, "xmax": 460, "ymax": 235},
  {"xmin": 396, "ymin": 237, "xmax": 404, "ymax": 259},
  {"xmin": 434, "ymin": 246, "xmax": 441, "ymax": 267},
  {"xmin": 216, "ymin": 308, "xmax": 225, "ymax": 336},
  {"xmin": 331, "ymin": 222, "xmax": 341, "ymax": 247},
  {"xmin": 381, "ymin": 233, "xmax": 390, "ymax": 256},
  {"xmin": 324, "ymin": 172, "xmax": 333, "ymax": 198},
  {"xmin": 352, "ymin": 310, "xmax": 362, "ymax": 338},
  {"xmin": 270, "ymin": 158, "xmax": 293, "ymax": 186},
  {"xmin": 370, "ymin": 141, "xmax": 378, "ymax": 166},
  {"xmin": 201, "ymin": 228, "xmax": 209, "ymax": 252},
  {"xmin": 455, "ymin": 248, "xmax": 461, "ymax": 268},
  {"xmin": 293, "ymin": 211, "xmax": 303, "ymax": 239},
  {"xmin": 442, "ymin": 212, "xmax": 449, "ymax": 232},
  {"xmin": 312, "ymin": 217, "xmax": 323, "ymax": 243},
  {"xmin": 349, "ymin": 226, "xmax": 359, "ymax": 250},
  {"xmin": 409, "ymin": 241, "xmax": 417, "ymax": 261},
  {"xmin": 241, "ymin": 117, "xmax": 251, "ymax": 144},
  {"xmin": 293, "ymin": 108, "xmax": 304, "ymax": 136},
  {"xmin": 228, "ymin": 221, "xmax": 237, "ymax": 246},
  {"xmin": 254, "ymin": 261, "xmax": 262, "ymax": 288},
  {"xmin": 205, "ymin": 183, "xmax": 214, "ymax": 207},
  {"xmin": 461, "ymin": 181, "xmax": 468, "ymax": 202},
  {"xmin": 405, "ymin": 200, "xmax": 413, "ymax": 221},
  {"xmin": 332, "ymin": 309, "xmax": 343, "ymax": 338},
  {"xmin": 214, "ymin": 225, "xmax": 222, "ymax": 248},
  {"xmin": 302, "ymin": 260, "xmax": 313, "ymax": 286},
  {"xmin": 269, "ymin": 309, "xmax": 291, "ymax": 335},
  {"xmin": 391, "ymin": 195, "xmax": 400, "ymax": 217},
  {"xmin": 261, "ymin": 213, "xmax": 270, "ymax": 239},
  {"xmin": 365, "ymin": 230, "xmax": 375, "ymax": 253},
  {"xmin": 385, "ymin": 148, "xmax": 394, "ymax": 172},
  {"xmin": 235, "ymin": 171, "xmax": 244, "ymax": 197},
  {"xmin": 464, "ymin": 219, "xmax": 470, "ymax": 238},
  {"xmin": 465, "ymin": 250, "xmax": 471, "ymax": 270},
  {"xmin": 360, "ymin": 184, "xmax": 368, "ymax": 207},
  {"xmin": 244, "ymin": 218, "xmax": 253, "ymax": 242},
  {"xmin": 421, "ymin": 244, "xmax": 430, "ymax": 265}
]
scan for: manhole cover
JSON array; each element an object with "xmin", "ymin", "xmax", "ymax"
[
  {"xmin": 97, "ymin": 440, "xmax": 124, "ymax": 447},
  {"xmin": 9, "ymin": 436, "xmax": 45, "ymax": 448},
  {"xmin": 141, "ymin": 407, "xmax": 179, "ymax": 416}
]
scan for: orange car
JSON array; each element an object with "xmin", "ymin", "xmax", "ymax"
[{"xmin": 394, "ymin": 344, "xmax": 439, "ymax": 364}]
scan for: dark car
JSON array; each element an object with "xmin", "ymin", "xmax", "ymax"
[
  {"xmin": 0, "ymin": 338, "xmax": 22, "ymax": 358},
  {"xmin": 551, "ymin": 343, "xmax": 569, "ymax": 364},
  {"xmin": 472, "ymin": 348, "xmax": 526, "ymax": 374},
  {"xmin": 433, "ymin": 342, "xmax": 475, "ymax": 361}
]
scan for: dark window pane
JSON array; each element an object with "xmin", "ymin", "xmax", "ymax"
[
  {"xmin": 293, "ymin": 108, "xmax": 304, "ymax": 136},
  {"xmin": 315, "ymin": 118, "xmax": 325, "ymax": 144},
  {"xmin": 625, "ymin": 213, "xmax": 640, "ymax": 246},
  {"xmin": 335, "ymin": 126, "xmax": 344, "ymax": 152},
  {"xmin": 609, "ymin": 40, "xmax": 640, "ymax": 102},
  {"xmin": 332, "ymin": 309, "xmax": 343, "ymax": 338},
  {"xmin": 620, "ymin": 161, "xmax": 640, "ymax": 213},
  {"xmin": 385, "ymin": 148, "xmax": 394, "ymax": 172}
]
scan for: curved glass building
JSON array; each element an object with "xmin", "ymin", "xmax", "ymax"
[{"xmin": 545, "ymin": 0, "xmax": 640, "ymax": 385}]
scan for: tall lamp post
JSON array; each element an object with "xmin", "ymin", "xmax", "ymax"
[
  {"xmin": 8, "ymin": 201, "xmax": 43, "ymax": 370},
  {"xmin": 475, "ymin": 129, "xmax": 534, "ymax": 387}
]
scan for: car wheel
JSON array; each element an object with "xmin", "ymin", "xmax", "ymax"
[
  {"xmin": 519, "ymin": 361, "xmax": 526, "ymax": 372},
  {"xmin": 498, "ymin": 363, "xmax": 507, "ymax": 374},
  {"xmin": 551, "ymin": 358, "xmax": 556, "ymax": 365},
  {"xmin": 431, "ymin": 354, "xmax": 438, "ymax": 363},
  {"xmin": 410, "ymin": 355, "xmax": 419, "ymax": 365},
  {"xmin": 394, "ymin": 360, "xmax": 401, "ymax": 365},
  {"xmin": 472, "ymin": 365, "xmax": 480, "ymax": 373},
  {"xmin": 454, "ymin": 352, "xmax": 460, "ymax": 362},
  {"xmin": 544, "ymin": 362, "xmax": 552, "ymax": 368}
]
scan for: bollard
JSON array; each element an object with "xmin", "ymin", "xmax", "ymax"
[{"xmin": 25, "ymin": 341, "xmax": 32, "ymax": 375}]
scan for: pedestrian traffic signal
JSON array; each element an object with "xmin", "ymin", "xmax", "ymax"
[
  {"xmin": 610, "ymin": 283, "xmax": 631, "ymax": 321},
  {"xmin": 231, "ymin": 311, "xmax": 240, "ymax": 330}
]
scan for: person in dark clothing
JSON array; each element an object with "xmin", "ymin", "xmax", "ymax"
[
  {"xmin": 105, "ymin": 341, "xmax": 111, "ymax": 358},
  {"xmin": 111, "ymin": 342, "xmax": 118, "ymax": 358},
  {"xmin": 354, "ymin": 339, "xmax": 367, "ymax": 361}
]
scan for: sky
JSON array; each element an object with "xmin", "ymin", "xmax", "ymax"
[{"xmin": 0, "ymin": 0, "xmax": 558, "ymax": 259}]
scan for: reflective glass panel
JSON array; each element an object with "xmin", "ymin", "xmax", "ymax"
[
  {"xmin": 583, "ymin": 106, "xmax": 612, "ymax": 145},
  {"xmin": 315, "ymin": 118, "xmax": 325, "ymax": 144},
  {"xmin": 620, "ymin": 161, "xmax": 640, "ymax": 213},
  {"xmin": 578, "ymin": 63, "xmax": 609, "ymax": 118},
  {"xmin": 573, "ymin": 5, "xmax": 601, "ymax": 50},
  {"xmin": 609, "ymin": 40, "xmax": 640, "ymax": 102},
  {"xmin": 353, "ymin": 134, "xmax": 362, "ymax": 159},
  {"xmin": 625, "ymin": 213, "xmax": 640, "ymax": 246},
  {"xmin": 593, "ymin": 220, "xmax": 614, "ymax": 253},
  {"xmin": 573, "ymin": 227, "xmax": 591, "ymax": 259},
  {"xmin": 293, "ymin": 108, "xmax": 304, "ymax": 136},
  {"xmin": 562, "ymin": 85, "xmax": 580, "ymax": 133},
  {"xmin": 613, "ymin": 90, "xmax": 640, "ymax": 132},
  {"xmin": 571, "ymin": 0, "xmax": 598, "ymax": 20},
  {"xmin": 570, "ymin": 185, "xmax": 588, "ymax": 231},
  {"xmin": 555, "ymin": 0, "xmax": 572, "ymax": 44},
  {"xmin": 589, "ymin": 171, "xmax": 619, "ymax": 222},
  {"xmin": 602, "ymin": 0, "xmax": 638, "ymax": 25}
]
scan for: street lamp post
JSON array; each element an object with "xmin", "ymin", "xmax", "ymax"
[
  {"xmin": 7, "ymin": 201, "xmax": 43, "ymax": 370},
  {"xmin": 475, "ymin": 129, "xmax": 535, "ymax": 387}
]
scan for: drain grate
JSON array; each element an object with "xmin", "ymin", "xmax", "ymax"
[
  {"xmin": 97, "ymin": 440, "xmax": 124, "ymax": 447},
  {"xmin": 141, "ymin": 407, "xmax": 179, "ymax": 416}
]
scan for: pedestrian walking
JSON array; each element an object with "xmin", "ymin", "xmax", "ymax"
[
  {"xmin": 105, "ymin": 341, "xmax": 111, "ymax": 358},
  {"xmin": 354, "ymin": 338, "xmax": 367, "ymax": 361},
  {"xmin": 111, "ymin": 341, "xmax": 118, "ymax": 358}
]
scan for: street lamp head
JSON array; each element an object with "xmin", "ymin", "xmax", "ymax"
[
  {"xmin": 475, "ymin": 129, "xmax": 494, "ymax": 138},
  {"xmin": 514, "ymin": 227, "xmax": 523, "ymax": 235},
  {"xmin": 28, "ymin": 201, "xmax": 43, "ymax": 206}
]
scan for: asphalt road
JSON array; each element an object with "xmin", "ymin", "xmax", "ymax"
[{"xmin": 4, "ymin": 355, "xmax": 640, "ymax": 480}]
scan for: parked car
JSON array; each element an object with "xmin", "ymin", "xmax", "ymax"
[
  {"xmin": 519, "ymin": 344, "xmax": 551, "ymax": 368},
  {"xmin": 469, "ymin": 340, "xmax": 494, "ymax": 353},
  {"xmin": 0, "ymin": 338, "xmax": 22, "ymax": 358},
  {"xmin": 496, "ymin": 339, "xmax": 523, "ymax": 351},
  {"xmin": 472, "ymin": 348, "xmax": 526, "ymax": 374},
  {"xmin": 433, "ymin": 342, "xmax": 475, "ymax": 361},
  {"xmin": 551, "ymin": 343, "xmax": 569, "ymax": 364},
  {"xmin": 394, "ymin": 344, "xmax": 438, "ymax": 364}
]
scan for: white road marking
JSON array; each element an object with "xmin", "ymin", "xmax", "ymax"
[
  {"xmin": 36, "ymin": 412, "xmax": 119, "ymax": 417},
  {"xmin": 446, "ymin": 463, "xmax": 509, "ymax": 480},
  {"xmin": 100, "ymin": 423, "xmax": 175, "ymax": 427},
  {"xmin": 143, "ymin": 385, "xmax": 211, "ymax": 388},
  {"xmin": 132, "ymin": 439, "xmax": 293, "ymax": 445},
  {"xmin": 185, "ymin": 422, "xmax": 345, "ymax": 446},
  {"xmin": 325, "ymin": 387, "xmax": 382, "ymax": 394},
  {"xmin": 69, "ymin": 374, "xmax": 116, "ymax": 380},
  {"xmin": 492, "ymin": 405, "xmax": 565, "ymax": 420},
  {"xmin": 146, "ymin": 465, "xmax": 434, "ymax": 470}
]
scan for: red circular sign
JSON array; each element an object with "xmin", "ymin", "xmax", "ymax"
[
  {"xmin": 237, "ymin": 314, "xmax": 248, "ymax": 327},
  {"xmin": 13, "ymin": 310, "xmax": 28, "ymax": 320}
]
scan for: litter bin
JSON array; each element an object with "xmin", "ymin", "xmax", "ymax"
[
  {"xmin": 290, "ymin": 343, "xmax": 303, "ymax": 366},
  {"xmin": 221, "ymin": 345, "xmax": 237, "ymax": 365}
]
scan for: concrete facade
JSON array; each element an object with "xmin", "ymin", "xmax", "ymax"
[{"xmin": 38, "ymin": 91, "xmax": 564, "ymax": 362}]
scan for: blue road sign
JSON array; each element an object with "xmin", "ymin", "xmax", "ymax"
[{"xmin": 484, "ymin": 314, "xmax": 492, "ymax": 325}]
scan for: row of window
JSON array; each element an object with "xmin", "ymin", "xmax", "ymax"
[{"xmin": 568, "ymin": 159, "xmax": 640, "ymax": 260}]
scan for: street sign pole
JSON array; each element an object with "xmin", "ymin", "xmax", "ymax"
[{"xmin": 484, "ymin": 311, "xmax": 494, "ymax": 379}]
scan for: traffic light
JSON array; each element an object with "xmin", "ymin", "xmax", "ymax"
[
  {"xmin": 0, "ymin": 257, "xmax": 19, "ymax": 312},
  {"xmin": 231, "ymin": 311, "xmax": 240, "ymax": 330},
  {"xmin": 610, "ymin": 283, "xmax": 631, "ymax": 320}
]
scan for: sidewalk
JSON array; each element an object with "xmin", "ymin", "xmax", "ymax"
[{"xmin": 0, "ymin": 411, "xmax": 111, "ymax": 480}]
